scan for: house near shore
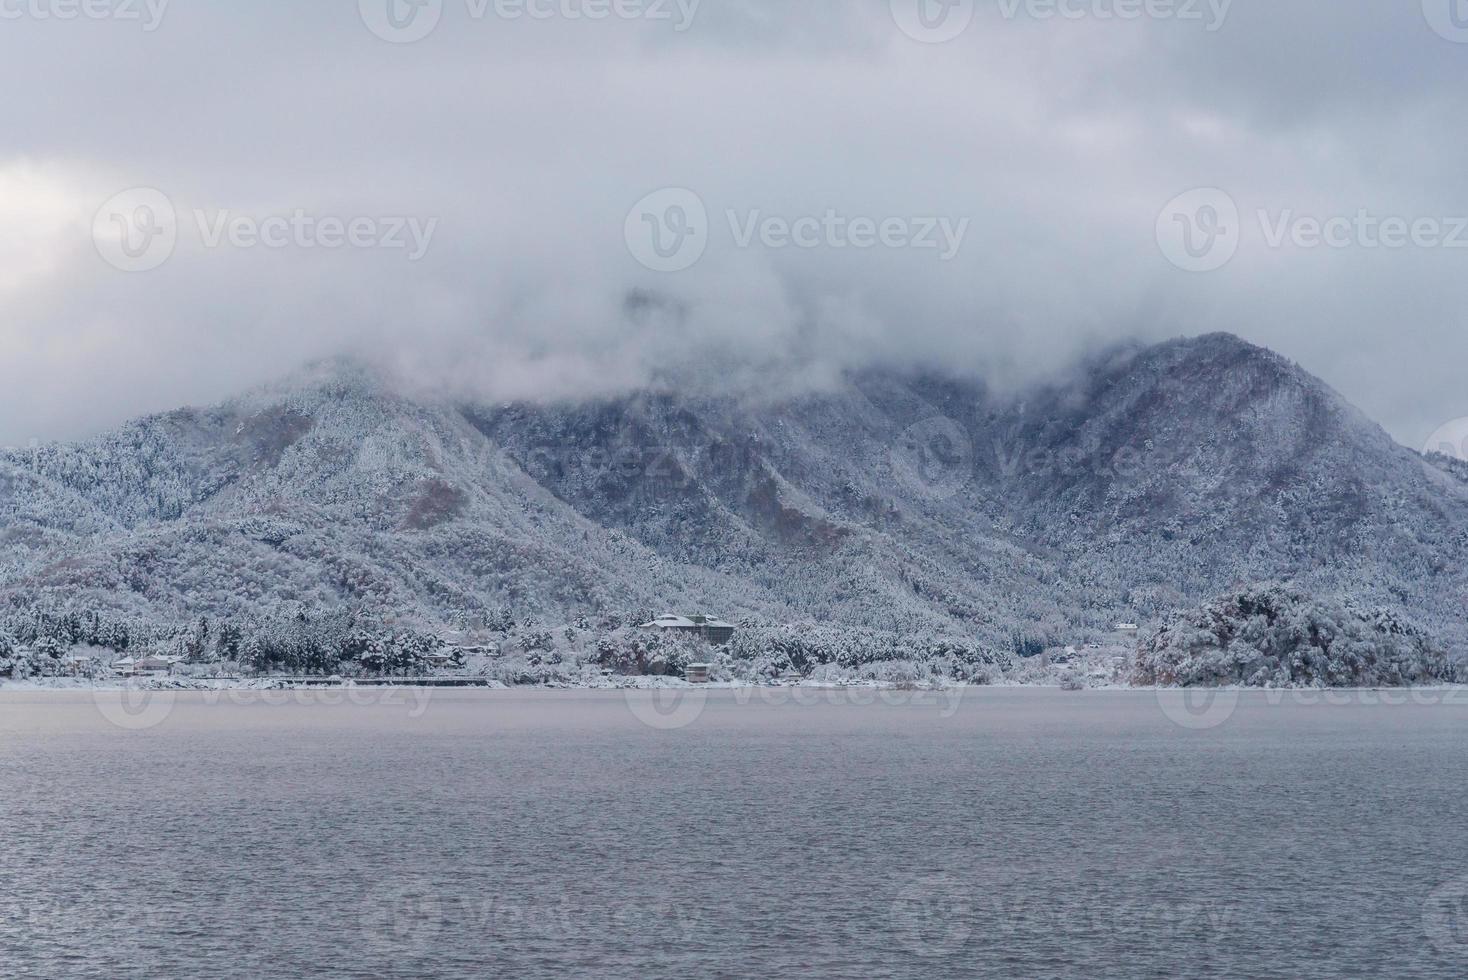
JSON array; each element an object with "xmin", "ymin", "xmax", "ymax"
[
  {"xmin": 132, "ymin": 655, "xmax": 184, "ymax": 677},
  {"xmin": 640, "ymin": 614, "xmax": 737, "ymax": 647},
  {"xmin": 62, "ymin": 653, "xmax": 97, "ymax": 676}
]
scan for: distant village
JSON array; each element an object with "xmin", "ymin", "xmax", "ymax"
[{"xmin": 3, "ymin": 612, "xmax": 1145, "ymax": 687}]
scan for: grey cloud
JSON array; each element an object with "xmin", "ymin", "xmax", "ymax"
[{"xmin": 0, "ymin": 0, "xmax": 1465, "ymax": 449}]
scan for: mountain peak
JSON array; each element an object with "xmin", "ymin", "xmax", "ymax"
[
  {"xmin": 248, "ymin": 355, "xmax": 398, "ymax": 402},
  {"xmin": 1152, "ymin": 331, "xmax": 1294, "ymax": 374},
  {"xmin": 4, "ymin": 332, "xmax": 1463, "ymax": 661}
]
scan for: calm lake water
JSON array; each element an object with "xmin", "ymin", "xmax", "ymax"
[{"xmin": 2, "ymin": 687, "xmax": 1467, "ymax": 979}]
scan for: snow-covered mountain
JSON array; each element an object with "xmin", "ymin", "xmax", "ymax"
[{"xmin": 4, "ymin": 333, "xmax": 1466, "ymax": 658}]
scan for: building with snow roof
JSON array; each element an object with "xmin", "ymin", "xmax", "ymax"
[
  {"xmin": 133, "ymin": 655, "xmax": 184, "ymax": 676},
  {"xmin": 640, "ymin": 614, "xmax": 737, "ymax": 647}
]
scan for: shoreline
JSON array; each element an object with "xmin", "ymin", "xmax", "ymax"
[{"xmin": 3, "ymin": 677, "xmax": 1466, "ymax": 695}]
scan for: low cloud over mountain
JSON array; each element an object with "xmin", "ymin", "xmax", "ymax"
[{"xmin": 4, "ymin": 333, "xmax": 1465, "ymax": 659}]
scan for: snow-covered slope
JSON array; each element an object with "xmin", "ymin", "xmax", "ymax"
[{"xmin": 3, "ymin": 334, "xmax": 1465, "ymax": 657}]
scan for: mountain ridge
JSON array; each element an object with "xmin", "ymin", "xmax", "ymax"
[{"xmin": 3, "ymin": 332, "xmax": 1465, "ymax": 660}]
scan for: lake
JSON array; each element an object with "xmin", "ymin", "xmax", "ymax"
[{"xmin": 1, "ymin": 687, "xmax": 1466, "ymax": 979}]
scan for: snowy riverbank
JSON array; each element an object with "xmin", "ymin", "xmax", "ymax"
[{"xmin": 4, "ymin": 675, "xmax": 1467, "ymax": 696}]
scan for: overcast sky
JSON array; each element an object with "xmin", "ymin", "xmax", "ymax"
[{"xmin": 1, "ymin": 0, "xmax": 1466, "ymax": 448}]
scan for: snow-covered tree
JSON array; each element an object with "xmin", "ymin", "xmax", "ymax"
[{"xmin": 1134, "ymin": 582, "xmax": 1454, "ymax": 688}]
